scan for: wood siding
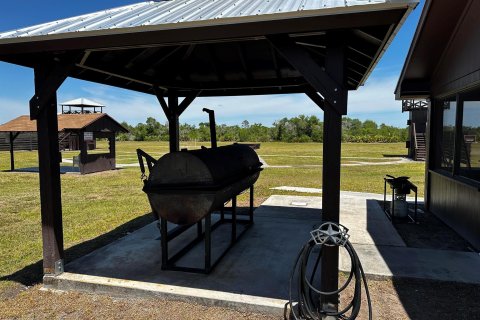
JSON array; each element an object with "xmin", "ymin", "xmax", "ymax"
[
  {"xmin": 429, "ymin": 171, "xmax": 480, "ymax": 250},
  {"xmin": 433, "ymin": 1, "xmax": 480, "ymax": 96},
  {"xmin": 0, "ymin": 132, "xmax": 37, "ymax": 151}
]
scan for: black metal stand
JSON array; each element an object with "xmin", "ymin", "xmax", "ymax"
[
  {"xmin": 159, "ymin": 185, "xmax": 255, "ymax": 274},
  {"xmin": 383, "ymin": 178, "xmax": 418, "ymax": 224}
]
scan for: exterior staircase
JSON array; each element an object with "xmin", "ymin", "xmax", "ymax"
[
  {"xmin": 58, "ymin": 132, "xmax": 72, "ymax": 151},
  {"xmin": 414, "ymin": 133, "xmax": 426, "ymax": 161}
]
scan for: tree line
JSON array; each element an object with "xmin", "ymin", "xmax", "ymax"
[{"xmin": 118, "ymin": 115, "xmax": 407, "ymax": 143}]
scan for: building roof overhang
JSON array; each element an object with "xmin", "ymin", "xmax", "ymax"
[{"xmin": 395, "ymin": 0, "xmax": 470, "ymax": 100}]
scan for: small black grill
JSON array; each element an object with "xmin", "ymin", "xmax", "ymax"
[{"xmin": 383, "ymin": 174, "xmax": 418, "ymax": 223}]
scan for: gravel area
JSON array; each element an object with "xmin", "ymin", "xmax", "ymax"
[
  {"xmin": 1, "ymin": 275, "xmax": 479, "ymax": 320},
  {"xmin": 0, "ymin": 285, "xmax": 276, "ymax": 320}
]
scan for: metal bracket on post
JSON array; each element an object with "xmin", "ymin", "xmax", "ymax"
[
  {"xmin": 54, "ymin": 259, "xmax": 64, "ymax": 275},
  {"xmin": 42, "ymin": 256, "xmax": 65, "ymax": 277}
]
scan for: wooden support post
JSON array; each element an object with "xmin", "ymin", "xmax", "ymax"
[
  {"xmin": 109, "ymin": 134, "xmax": 116, "ymax": 169},
  {"xmin": 9, "ymin": 132, "xmax": 17, "ymax": 171},
  {"xmin": 154, "ymin": 87, "xmax": 199, "ymax": 153},
  {"xmin": 424, "ymin": 99, "xmax": 434, "ymax": 211},
  {"xmin": 79, "ymin": 130, "xmax": 87, "ymax": 175},
  {"xmin": 34, "ymin": 65, "xmax": 65, "ymax": 275},
  {"xmin": 320, "ymin": 32, "xmax": 348, "ymax": 314},
  {"xmin": 269, "ymin": 33, "xmax": 347, "ymax": 312},
  {"xmin": 168, "ymin": 92, "xmax": 180, "ymax": 152}
]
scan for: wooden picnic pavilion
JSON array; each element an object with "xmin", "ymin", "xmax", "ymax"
[
  {"xmin": 0, "ymin": 113, "xmax": 128, "ymax": 173},
  {"xmin": 0, "ymin": 0, "xmax": 417, "ymax": 311}
]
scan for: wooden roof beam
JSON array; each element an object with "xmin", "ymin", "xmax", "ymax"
[
  {"xmin": 267, "ymin": 34, "xmax": 347, "ymax": 115},
  {"xmin": 305, "ymin": 87, "xmax": 325, "ymax": 111},
  {"xmin": 237, "ymin": 43, "xmax": 253, "ymax": 81},
  {"xmin": 30, "ymin": 52, "xmax": 82, "ymax": 120}
]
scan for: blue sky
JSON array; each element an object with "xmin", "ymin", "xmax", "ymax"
[{"xmin": 0, "ymin": 0, "xmax": 424, "ymax": 127}]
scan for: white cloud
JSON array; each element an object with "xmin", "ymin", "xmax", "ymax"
[
  {"xmin": 0, "ymin": 97, "xmax": 30, "ymax": 123},
  {"xmin": 0, "ymin": 74, "xmax": 406, "ymax": 127},
  {"xmin": 348, "ymin": 76, "xmax": 402, "ymax": 114}
]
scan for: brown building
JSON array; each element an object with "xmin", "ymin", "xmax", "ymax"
[
  {"xmin": 396, "ymin": 0, "xmax": 480, "ymax": 249},
  {"xmin": 0, "ymin": 113, "xmax": 128, "ymax": 174}
]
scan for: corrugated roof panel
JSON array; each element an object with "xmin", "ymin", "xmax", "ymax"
[
  {"xmin": 0, "ymin": 0, "xmax": 410, "ymax": 40},
  {"xmin": 61, "ymin": 98, "xmax": 105, "ymax": 107}
]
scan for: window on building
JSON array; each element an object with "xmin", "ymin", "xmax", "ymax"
[
  {"xmin": 459, "ymin": 92, "xmax": 480, "ymax": 182},
  {"xmin": 439, "ymin": 97, "xmax": 457, "ymax": 171}
]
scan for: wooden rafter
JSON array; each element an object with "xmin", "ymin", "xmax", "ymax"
[
  {"xmin": 237, "ymin": 43, "xmax": 253, "ymax": 81},
  {"xmin": 267, "ymin": 34, "xmax": 346, "ymax": 115},
  {"xmin": 305, "ymin": 88, "xmax": 325, "ymax": 111},
  {"xmin": 206, "ymin": 46, "xmax": 225, "ymax": 82},
  {"xmin": 269, "ymin": 44, "xmax": 282, "ymax": 80},
  {"xmin": 177, "ymin": 91, "xmax": 201, "ymax": 116}
]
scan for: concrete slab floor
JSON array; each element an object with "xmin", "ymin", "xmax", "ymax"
[{"xmin": 47, "ymin": 194, "xmax": 480, "ymax": 314}]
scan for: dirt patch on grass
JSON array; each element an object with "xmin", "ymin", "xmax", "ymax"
[
  {"xmin": 0, "ymin": 286, "xmax": 276, "ymax": 320},
  {"xmin": 1, "ymin": 276, "xmax": 478, "ymax": 319},
  {"xmin": 336, "ymin": 274, "xmax": 479, "ymax": 319},
  {"xmin": 0, "ymin": 282, "xmax": 26, "ymax": 302}
]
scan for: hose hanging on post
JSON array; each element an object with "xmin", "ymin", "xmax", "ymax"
[{"xmin": 286, "ymin": 222, "xmax": 372, "ymax": 320}]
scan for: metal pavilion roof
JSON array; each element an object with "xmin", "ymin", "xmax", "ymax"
[
  {"xmin": 0, "ymin": 0, "xmax": 408, "ymax": 40},
  {"xmin": 61, "ymin": 98, "xmax": 105, "ymax": 107},
  {"xmin": 0, "ymin": 0, "xmax": 418, "ymax": 97}
]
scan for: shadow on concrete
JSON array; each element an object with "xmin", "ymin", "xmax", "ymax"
[
  {"xmin": 60, "ymin": 204, "xmax": 320, "ymax": 300},
  {"xmin": 0, "ymin": 213, "xmax": 155, "ymax": 286},
  {"xmin": 365, "ymin": 199, "xmax": 480, "ymax": 319},
  {"xmin": 387, "ymin": 277, "xmax": 480, "ymax": 319},
  {"xmin": 0, "ymin": 206, "xmax": 260, "ymax": 287},
  {"xmin": 382, "ymin": 154, "xmax": 407, "ymax": 158},
  {"xmin": 12, "ymin": 166, "xmax": 80, "ymax": 174}
]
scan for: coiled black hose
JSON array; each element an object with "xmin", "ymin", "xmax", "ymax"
[{"xmin": 286, "ymin": 223, "xmax": 372, "ymax": 320}]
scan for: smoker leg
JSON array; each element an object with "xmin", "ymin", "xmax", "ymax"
[
  {"xmin": 383, "ymin": 179, "xmax": 387, "ymax": 213},
  {"xmin": 231, "ymin": 196, "xmax": 237, "ymax": 244},
  {"xmin": 197, "ymin": 221, "xmax": 202, "ymax": 239},
  {"xmin": 414, "ymin": 190, "xmax": 418, "ymax": 223},
  {"xmin": 205, "ymin": 214, "xmax": 212, "ymax": 273},
  {"xmin": 249, "ymin": 186, "xmax": 254, "ymax": 224},
  {"xmin": 160, "ymin": 217, "xmax": 168, "ymax": 270},
  {"xmin": 391, "ymin": 189, "xmax": 395, "ymax": 224}
]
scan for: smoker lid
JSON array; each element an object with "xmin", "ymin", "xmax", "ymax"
[{"xmin": 148, "ymin": 144, "xmax": 262, "ymax": 188}]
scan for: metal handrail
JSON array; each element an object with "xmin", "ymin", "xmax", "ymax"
[
  {"xmin": 413, "ymin": 122, "xmax": 418, "ymax": 150},
  {"xmin": 58, "ymin": 131, "xmax": 71, "ymax": 144}
]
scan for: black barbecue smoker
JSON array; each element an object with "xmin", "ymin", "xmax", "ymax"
[{"xmin": 138, "ymin": 109, "xmax": 262, "ymax": 273}]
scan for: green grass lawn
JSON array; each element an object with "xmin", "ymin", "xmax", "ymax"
[{"xmin": 0, "ymin": 141, "xmax": 425, "ymax": 286}]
